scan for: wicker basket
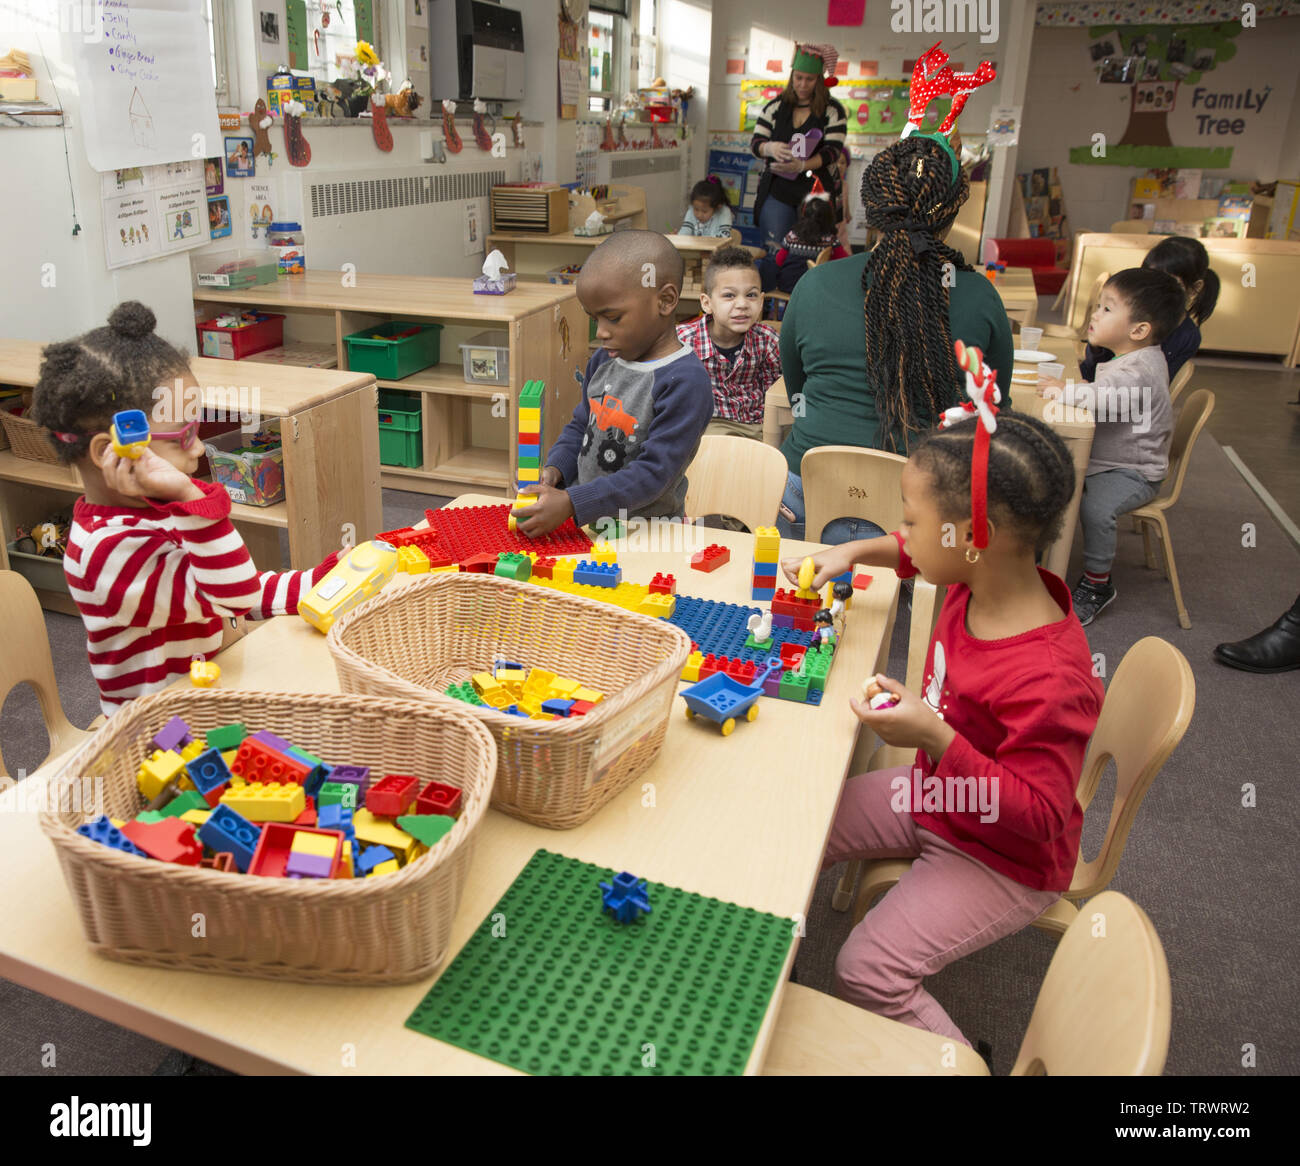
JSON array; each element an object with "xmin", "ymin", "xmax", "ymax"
[
  {"xmin": 38, "ymin": 689, "xmax": 497, "ymax": 984},
  {"xmin": 328, "ymin": 573, "xmax": 691, "ymax": 830},
  {"xmin": 0, "ymin": 406, "xmax": 59, "ymax": 464}
]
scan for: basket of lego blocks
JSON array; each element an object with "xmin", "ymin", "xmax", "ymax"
[
  {"xmin": 327, "ymin": 572, "xmax": 691, "ymax": 830},
  {"xmin": 37, "ymin": 688, "xmax": 497, "ymax": 983}
]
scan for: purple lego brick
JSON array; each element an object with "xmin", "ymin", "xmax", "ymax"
[
  {"xmin": 330, "ymin": 765, "xmax": 371, "ymax": 799},
  {"xmin": 285, "ymin": 851, "xmax": 334, "ymax": 878},
  {"xmin": 152, "ymin": 716, "xmax": 193, "ymax": 754},
  {"xmin": 771, "ymin": 612, "xmax": 794, "ymax": 630},
  {"xmin": 249, "ymin": 729, "xmax": 296, "ymax": 754},
  {"xmin": 762, "ymin": 669, "xmax": 783, "ymax": 697}
]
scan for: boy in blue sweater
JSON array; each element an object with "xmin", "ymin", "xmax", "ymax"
[{"xmin": 513, "ymin": 230, "xmax": 714, "ymax": 536}]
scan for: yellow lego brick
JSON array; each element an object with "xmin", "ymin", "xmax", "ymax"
[
  {"xmin": 290, "ymin": 830, "xmax": 336, "ymax": 858},
  {"xmin": 110, "ymin": 818, "xmax": 125, "ymax": 828},
  {"xmin": 682, "ymin": 651, "xmax": 703, "ymax": 683},
  {"xmin": 495, "ymin": 667, "xmax": 527, "ymax": 686},
  {"xmin": 221, "ymin": 749, "xmax": 239, "ymax": 767},
  {"xmin": 367, "ymin": 859, "xmax": 401, "ymax": 878},
  {"xmin": 352, "ymin": 808, "xmax": 417, "ymax": 859},
  {"xmin": 552, "ymin": 559, "xmax": 575, "ymax": 585},
  {"xmin": 340, "ymin": 839, "xmax": 354, "ymax": 878},
  {"xmin": 516, "ymin": 469, "xmax": 541, "ymax": 483},
  {"xmin": 180, "ymin": 739, "xmax": 206, "ymax": 762},
  {"xmin": 754, "ymin": 526, "xmax": 781, "ymax": 562},
  {"xmin": 589, "ymin": 541, "xmax": 617, "ymax": 565},
  {"xmin": 178, "ymin": 775, "xmax": 195, "ymax": 791},
  {"xmin": 548, "ymin": 677, "xmax": 581, "ymax": 699},
  {"xmin": 180, "ymin": 809, "xmax": 211, "ymax": 827},
  {"xmin": 523, "ymin": 668, "xmax": 556, "ymax": 699},
  {"xmin": 136, "ymin": 749, "xmax": 186, "ymax": 801},
  {"xmin": 471, "ymin": 672, "xmax": 502, "ymax": 696},
  {"xmin": 637, "ymin": 592, "xmax": 676, "ymax": 618},
  {"xmin": 408, "ymin": 843, "xmax": 428, "ymax": 865},
  {"xmin": 397, "ymin": 545, "xmax": 430, "ymax": 574},
  {"xmin": 518, "ymin": 407, "xmax": 541, "ymax": 428},
  {"xmin": 219, "ymin": 781, "xmax": 306, "ymax": 823},
  {"xmin": 570, "ymin": 686, "xmax": 604, "ymax": 704},
  {"xmin": 430, "ymin": 563, "xmax": 459, "ymax": 573}
]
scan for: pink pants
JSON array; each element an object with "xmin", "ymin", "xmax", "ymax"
[{"xmin": 824, "ymin": 765, "xmax": 1060, "ymax": 1047}]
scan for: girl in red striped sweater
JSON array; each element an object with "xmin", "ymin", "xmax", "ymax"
[{"xmin": 31, "ymin": 303, "xmax": 337, "ymax": 715}]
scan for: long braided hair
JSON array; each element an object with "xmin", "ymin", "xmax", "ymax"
[
  {"xmin": 861, "ymin": 135, "xmax": 973, "ymax": 451},
  {"xmin": 912, "ymin": 412, "xmax": 1075, "ymax": 553}
]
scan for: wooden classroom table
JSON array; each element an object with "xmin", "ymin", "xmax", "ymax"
[
  {"xmin": 761, "ymin": 330, "xmax": 1093, "ymax": 580},
  {"xmin": 0, "ymin": 338, "xmax": 381, "ymax": 592},
  {"xmin": 0, "ymin": 502, "xmax": 901, "ymax": 1076},
  {"xmin": 991, "ymin": 270, "xmax": 1039, "ymax": 328}
]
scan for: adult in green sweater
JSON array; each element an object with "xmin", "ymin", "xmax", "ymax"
[{"xmin": 778, "ymin": 133, "xmax": 1014, "ymax": 542}]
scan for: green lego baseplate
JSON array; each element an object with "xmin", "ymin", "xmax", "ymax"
[{"xmin": 404, "ymin": 848, "xmax": 794, "ymax": 1075}]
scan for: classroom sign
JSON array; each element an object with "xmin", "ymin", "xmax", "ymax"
[{"xmin": 100, "ymin": 161, "xmax": 207, "ymax": 270}]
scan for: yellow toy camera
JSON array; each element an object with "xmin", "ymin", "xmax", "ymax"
[{"xmin": 299, "ymin": 539, "xmax": 400, "ymax": 633}]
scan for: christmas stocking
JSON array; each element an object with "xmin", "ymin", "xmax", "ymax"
[
  {"xmin": 282, "ymin": 101, "xmax": 311, "ymax": 167},
  {"xmin": 510, "ymin": 114, "xmax": 524, "ymax": 148},
  {"xmin": 371, "ymin": 94, "xmax": 393, "ymax": 152},
  {"xmin": 472, "ymin": 98, "xmax": 493, "ymax": 151},
  {"xmin": 601, "ymin": 118, "xmax": 616, "ymax": 150},
  {"xmin": 442, "ymin": 99, "xmax": 463, "ymax": 153}
]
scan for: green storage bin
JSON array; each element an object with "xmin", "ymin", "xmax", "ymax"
[
  {"xmin": 345, "ymin": 321, "xmax": 443, "ymax": 380},
  {"xmin": 377, "ymin": 390, "xmax": 422, "ymax": 468}
]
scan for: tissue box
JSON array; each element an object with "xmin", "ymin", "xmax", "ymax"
[{"xmin": 472, "ymin": 273, "xmax": 517, "ymax": 295}]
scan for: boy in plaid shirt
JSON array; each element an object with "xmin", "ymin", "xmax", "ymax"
[{"xmin": 677, "ymin": 246, "xmax": 783, "ymax": 441}]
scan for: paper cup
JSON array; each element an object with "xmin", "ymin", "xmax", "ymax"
[{"xmin": 1020, "ymin": 326, "xmax": 1043, "ymax": 351}]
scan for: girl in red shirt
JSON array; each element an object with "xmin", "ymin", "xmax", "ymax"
[{"xmin": 784, "ymin": 410, "xmax": 1103, "ymax": 1047}]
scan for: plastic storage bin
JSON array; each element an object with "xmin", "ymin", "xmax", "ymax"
[
  {"xmin": 193, "ymin": 250, "xmax": 279, "ymax": 290},
  {"xmin": 459, "ymin": 330, "xmax": 510, "ymax": 386},
  {"xmin": 203, "ymin": 427, "xmax": 286, "ymax": 506},
  {"xmin": 5, "ymin": 541, "xmax": 69, "ymax": 595},
  {"xmin": 377, "ymin": 390, "xmax": 422, "ymax": 468},
  {"xmin": 267, "ymin": 221, "xmax": 306, "ymax": 276},
  {"xmin": 344, "ymin": 322, "xmax": 443, "ymax": 381},
  {"xmin": 196, "ymin": 313, "xmax": 286, "ymax": 360},
  {"xmin": 545, "ymin": 264, "xmax": 583, "ymax": 285}
]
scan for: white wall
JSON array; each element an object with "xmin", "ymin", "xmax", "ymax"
[{"xmin": 1019, "ymin": 22, "xmax": 1300, "ymax": 233}]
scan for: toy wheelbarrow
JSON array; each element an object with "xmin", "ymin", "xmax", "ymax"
[{"xmin": 680, "ymin": 658, "xmax": 782, "ymax": 737}]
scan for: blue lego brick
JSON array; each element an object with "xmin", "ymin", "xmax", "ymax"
[
  {"xmin": 751, "ymin": 557, "xmax": 779, "ymax": 571},
  {"xmin": 77, "ymin": 815, "xmax": 148, "ymax": 857},
  {"xmin": 517, "ymin": 442, "xmax": 541, "ymax": 458},
  {"xmin": 599, "ymin": 871, "xmax": 652, "ymax": 924},
  {"xmin": 502, "ymin": 705, "xmax": 531, "ymax": 718},
  {"xmin": 198, "ymin": 804, "xmax": 263, "ymax": 872},
  {"xmin": 830, "ymin": 570, "xmax": 852, "ymax": 585},
  {"xmin": 185, "ymin": 747, "xmax": 232, "ymax": 797},
  {"xmin": 573, "ymin": 561, "xmax": 622, "ymax": 588},
  {"xmin": 287, "ymin": 746, "xmax": 331, "ymax": 798},
  {"xmin": 355, "ymin": 844, "xmax": 395, "ymax": 877},
  {"xmin": 541, "ymin": 698, "xmax": 575, "ymax": 717},
  {"xmin": 318, "ymin": 803, "xmax": 355, "ymax": 839},
  {"xmin": 751, "ymin": 587, "xmax": 775, "ymax": 602}
]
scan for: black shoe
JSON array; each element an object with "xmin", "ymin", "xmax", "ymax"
[
  {"xmin": 1071, "ymin": 578, "xmax": 1116, "ymax": 627},
  {"xmin": 1213, "ymin": 598, "xmax": 1300, "ymax": 674}
]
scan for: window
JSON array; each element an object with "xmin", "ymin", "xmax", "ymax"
[
  {"xmin": 588, "ymin": 11, "xmax": 621, "ymax": 113},
  {"xmin": 204, "ymin": 0, "xmax": 232, "ymax": 107}
]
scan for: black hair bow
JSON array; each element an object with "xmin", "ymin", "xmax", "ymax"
[{"xmin": 882, "ymin": 219, "xmax": 934, "ymax": 255}]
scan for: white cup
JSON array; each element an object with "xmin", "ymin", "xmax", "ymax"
[
  {"xmin": 1020, "ymin": 326, "xmax": 1044, "ymax": 352},
  {"xmin": 1038, "ymin": 361, "xmax": 1065, "ymax": 383}
]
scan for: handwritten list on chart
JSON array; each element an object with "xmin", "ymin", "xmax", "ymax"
[{"xmin": 74, "ymin": 0, "xmax": 219, "ymax": 172}]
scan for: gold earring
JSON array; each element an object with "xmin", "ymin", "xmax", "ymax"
[{"xmin": 965, "ymin": 547, "xmax": 980, "ymax": 564}]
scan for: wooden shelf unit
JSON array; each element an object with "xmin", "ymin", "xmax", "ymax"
[
  {"xmin": 0, "ymin": 339, "xmax": 380, "ymax": 597},
  {"xmin": 196, "ymin": 273, "xmax": 586, "ymax": 500}
]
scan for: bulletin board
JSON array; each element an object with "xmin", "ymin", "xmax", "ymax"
[
  {"xmin": 739, "ymin": 78, "xmax": 954, "ymax": 137},
  {"xmin": 72, "ymin": 0, "xmax": 220, "ymax": 172}
]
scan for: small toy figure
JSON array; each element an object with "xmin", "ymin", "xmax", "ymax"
[
  {"xmin": 830, "ymin": 580, "xmax": 853, "ymax": 628},
  {"xmin": 861, "ymin": 678, "xmax": 900, "ymax": 710},
  {"xmin": 810, "ymin": 609, "xmax": 836, "ymax": 652},
  {"xmin": 384, "ymin": 83, "xmax": 423, "ymax": 118},
  {"xmin": 746, "ymin": 609, "xmax": 773, "ymax": 645}
]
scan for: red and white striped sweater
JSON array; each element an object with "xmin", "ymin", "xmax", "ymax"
[{"xmin": 66, "ymin": 479, "xmax": 338, "ymax": 714}]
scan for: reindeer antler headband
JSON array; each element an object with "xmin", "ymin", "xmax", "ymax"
[{"xmin": 900, "ymin": 42, "xmax": 997, "ymax": 184}]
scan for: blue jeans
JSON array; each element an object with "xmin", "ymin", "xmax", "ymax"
[
  {"xmin": 778, "ymin": 471, "xmax": 888, "ymax": 545},
  {"xmin": 758, "ymin": 196, "xmax": 799, "ymax": 256}
]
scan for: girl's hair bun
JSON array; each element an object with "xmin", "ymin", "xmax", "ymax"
[
  {"xmin": 39, "ymin": 340, "xmax": 83, "ymax": 379},
  {"xmin": 107, "ymin": 301, "xmax": 157, "ymax": 340}
]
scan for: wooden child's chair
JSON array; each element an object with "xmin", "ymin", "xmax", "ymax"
[
  {"xmin": 684, "ymin": 434, "xmax": 788, "ymax": 534},
  {"xmin": 0, "ymin": 570, "xmax": 90, "ymax": 777}
]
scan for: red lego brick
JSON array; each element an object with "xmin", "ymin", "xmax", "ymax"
[
  {"xmin": 416, "ymin": 780, "xmax": 463, "ymax": 818},
  {"xmin": 248, "ymin": 823, "xmax": 345, "ymax": 879},
  {"xmin": 698, "ymin": 654, "xmax": 721, "ymax": 680},
  {"xmin": 771, "ymin": 587, "xmax": 819, "ymax": 617},
  {"xmin": 648, "ymin": 572, "xmax": 676, "ymax": 595},
  {"xmin": 119, "ymin": 817, "xmax": 202, "ymax": 866},
  {"xmin": 292, "ymin": 799, "xmax": 317, "ymax": 826},
  {"xmin": 517, "ymin": 430, "xmax": 540, "ymax": 444},
  {"xmin": 853, "ymin": 573, "xmax": 873, "ymax": 589},
  {"xmin": 422, "ymin": 504, "xmax": 591, "ymax": 567},
  {"xmin": 725, "ymin": 658, "xmax": 756, "ymax": 684},
  {"xmin": 367, "ymin": 775, "xmax": 418, "ymax": 818},
  {"xmin": 570, "ymin": 699, "xmax": 596, "ymax": 716},
  {"xmin": 533, "ymin": 556, "xmax": 556, "ymax": 579},
  {"xmin": 461, "ymin": 552, "xmax": 501, "ymax": 574},
  {"xmin": 376, "ymin": 526, "xmax": 427, "ymax": 549},
  {"xmin": 231, "ymin": 739, "xmax": 311, "ymax": 786},
  {"xmin": 793, "ymin": 614, "xmax": 816, "ymax": 632},
  {"xmin": 200, "ymin": 851, "xmax": 236, "ymax": 872},
  {"xmin": 690, "ymin": 543, "xmax": 730, "ymax": 572}
]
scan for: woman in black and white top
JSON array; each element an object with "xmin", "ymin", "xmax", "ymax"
[{"xmin": 750, "ymin": 43, "xmax": 848, "ymax": 256}]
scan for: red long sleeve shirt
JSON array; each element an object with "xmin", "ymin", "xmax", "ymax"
[
  {"xmin": 66, "ymin": 479, "xmax": 337, "ymax": 715},
  {"xmin": 893, "ymin": 536, "xmax": 1104, "ymax": 891}
]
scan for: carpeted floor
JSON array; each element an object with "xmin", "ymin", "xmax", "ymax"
[{"xmin": 3, "ymin": 437, "xmax": 1298, "ymax": 1075}]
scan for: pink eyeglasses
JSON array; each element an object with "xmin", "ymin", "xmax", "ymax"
[{"xmin": 149, "ymin": 420, "xmax": 203, "ymax": 446}]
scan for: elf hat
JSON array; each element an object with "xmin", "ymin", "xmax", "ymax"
[
  {"xmin": 803, "ymin": 176, "xmax": 831, "ymax": 203},
  {"xmin": 792, "ymin": 43, "xmax": 839, "ymax": 88}
]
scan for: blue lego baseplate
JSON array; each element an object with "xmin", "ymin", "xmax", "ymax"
[{"xmin": 666, "ymin": 595, "xmax": 826, "ymax": 707}]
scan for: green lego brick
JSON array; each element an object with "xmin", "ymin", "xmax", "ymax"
[
  {"xmin": 405, "ymin": 849, "xmax": 794, "ymax": 1075},
  {"xmin": 519, "ymin": 379, "xmax": 545, "ymax": 409},
  {"xmin": 205, "ymin": 722, "xmax": 247, "ymax": 751},
  {"xmin": 804, "ymin": 649, "xmax": 832, "ymax": 693},
  {"xmin": 516, "ymin": 455, "xmax": 540, "ymax": 468},
  {"xmin": 134, "ymin": 809, "xmax": 167, "ymax": 824},
  {"xmin": 744, "ymin": 633, "xmax": 774, "ymax": 651},
  {"xmin": 445, "ymin": 681, "xmax": 487, "ymax": 707},
  {"xmin": 494, "ymin": 551, "xmax": 532, "ymax": 581},
  {"xmin": 157, "ymin": 790, "xmax": 210, "ymax": 819},
  {"xmin": 778, "ymin": 669, "xmax": 811, "ymax": 702},
  {"xmin": 318, "ymin": 781, "xmax": 359, "ymax": 809}
]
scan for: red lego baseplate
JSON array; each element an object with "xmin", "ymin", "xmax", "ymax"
[{"xmin": 422, "ymin": 505, "xmax": 592, "ymax": 566}]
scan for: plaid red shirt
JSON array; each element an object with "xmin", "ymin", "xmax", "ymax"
[{"xmin": 676, "ymin": 315, "xmax": 783, "ymax": 425}]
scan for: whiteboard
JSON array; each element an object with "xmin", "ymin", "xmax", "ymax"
[{"xmin": 73, "ymin": 0, "xmax": 220, "ymax": 172}]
